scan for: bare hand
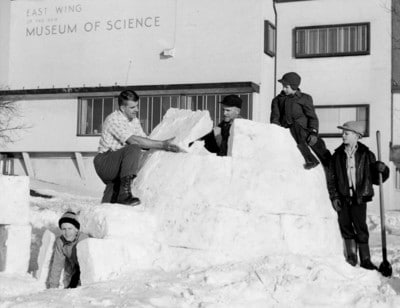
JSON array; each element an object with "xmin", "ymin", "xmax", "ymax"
[{"xmin": 163, "ymin": 138, "xmax": 181, "ymax": 153}]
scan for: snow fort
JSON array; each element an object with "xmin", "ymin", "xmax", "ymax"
[{"xmin": 76, "ymin": 108, "xmax": 343, "ymax": 283}]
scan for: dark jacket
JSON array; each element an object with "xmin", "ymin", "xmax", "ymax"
[
  {"xmin": 328, "ymin": 142, "xmax": 389, "ymax": 204},
  {"xmin": 48, "ymin": 232, "xmax": 89, "ymax": 288},
  {"xmin": 270, "ymin": 90, "xmax": 319, "ymax": 133},
  {"xmin": 202, "ymin": 120, "xmax": 234, "ymax": 156}
]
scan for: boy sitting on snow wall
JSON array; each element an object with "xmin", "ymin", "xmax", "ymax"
[
  {"xmin": 47, "ymin": 211, "xmax": 88, "ymax": 289},
  {"xmin": 327, "ymin": 121, "xmax": 389, "ymax": 270}
]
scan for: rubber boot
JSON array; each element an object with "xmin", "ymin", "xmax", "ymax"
[
  {"xmin": 297, "ymin": 143, "xmax": 320, "ymax": 169},
  {"xmin": 359, "ymin": 243, "xmax": 378, "ymax": 270},
  {"xmin": 117, "ymin": 175, "xmax": 141, "ymax": 206},
  {"xmin": 344, "ymin": 239, "xmax": 358, "ymax": 266}
]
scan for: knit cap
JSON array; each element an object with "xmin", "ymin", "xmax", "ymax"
[{"xmin": 58, "ymin": 211, "xmax": 80, "ymax": 230}]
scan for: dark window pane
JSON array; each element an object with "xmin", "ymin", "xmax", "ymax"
[
  {"xmin": 171, "ymin": 96, "xmax": 179, "ymax": 108},
  {"xmin": 103, "ymin": 98, "xmax": 113, "ymax": 118},
  {"xmin": 319, "ymin": 29, "xmax": 327, "ymax": 54},
  {"xmin": 139, "ymin": 97, "xmax": 150, "ymax": 135},
  {"xmin": 206, "ymin": 95, "xmax": 217, "ymax": 123},
  {"xmin": 92, "ymin": 98, "xmax": 103, "ymax": 134},
  {"xmin": 152, "ymin": 96, "xmax": 161, "ymax": 129}
]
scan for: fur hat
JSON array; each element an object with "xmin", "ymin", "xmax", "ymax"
[
  {"xmin": 58, "ymin": 211, "xmax": 80, "ymax": 230},
  {"xmin": 337, "ymin": 121, "xmax": 365, "ymax": 137}
]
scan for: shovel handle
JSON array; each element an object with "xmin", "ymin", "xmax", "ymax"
[{"xmin": 376, "ymin": 131, "xmax": 388, "ymax": 261}]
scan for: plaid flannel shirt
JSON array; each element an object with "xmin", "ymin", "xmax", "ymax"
[{"xmin": 98, "ymin": 110, "xmax": 147, "ymax": 153}]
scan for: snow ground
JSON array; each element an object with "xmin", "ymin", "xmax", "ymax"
[{"xmin": 0, "ymin": 182, "xmax": 400, "ymax": 308}]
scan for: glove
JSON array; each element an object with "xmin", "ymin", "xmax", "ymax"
[
  {"xmin": 306, "ymin": 132, "xmax": 318, "ymax": 147},
  {"xmin": 375, "ymin": 161, "xmax": 387, "ymax": 174},
  {"xmin": 331, "ymin": 199, "xmax": 341, "ymax": 212}
]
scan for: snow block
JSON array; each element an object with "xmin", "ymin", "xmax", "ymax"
[
  {"xmin": 149, "ymin": 108, "xmax": 213, "ymax": 152},
  {"xmin": 0, "ymin": 175, "xmax": 30, "ymax": 224},
  {"xmin": 77, "ymin": 238, "xmax": 157, "ymax": 284},
  {"xmin": 79, "ymin": 204, "xmax": 157, "ymax": 241},
  {"xmin": 0, "ymin": 224, "xmax": 32, "ymax": 274},
  {"xmin": 35, "ymin": 230, "xmax": 56, "ymax": 285}
]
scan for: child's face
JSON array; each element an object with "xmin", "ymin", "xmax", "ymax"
[
  {"xmin": 61, "ymin": 222, "xmax": 78, "ymax": 242},
  {"xmin": 342, "ymin": 130, "xmax": 360, "ymax": 146},
  {"xmin": 282, "ymin": 84, "xmax": 296, "ymax": 96}
]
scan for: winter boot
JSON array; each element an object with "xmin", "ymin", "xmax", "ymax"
[
  {"xmin": 344, "ymin": 239, "xmax": 358, "ymax": 266},
  {"xmin": 359, "ymin": 243, "xmax": 378, "ymax": 270},
  {"xmin": 297, "ymin": 143, "xmax": 320, "ymax": 169},
  {"xmin": 117, "ymin": 175, "xmax": 141, "ymax": 206}
]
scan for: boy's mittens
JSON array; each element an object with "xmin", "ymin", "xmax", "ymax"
[
  {"xmin": 331, "ymin": 198, "xmax": 341, "ymax": 212},
  {"xmin": 375, "ymin": 161, "xmax": 387, "ymax": 173},
  {"xmin": 306, "ymin": 132, "xmax": 318, "ymax": 146}
]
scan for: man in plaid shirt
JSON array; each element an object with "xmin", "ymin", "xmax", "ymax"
[{"xmin": 94, "ymin": 90, "xmax": 180, "ymax": 206}]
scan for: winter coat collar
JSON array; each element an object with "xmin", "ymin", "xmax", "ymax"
[
  {"xmin": 278, "ymin": 89, "xmax": 303, "ymax": 98},
  {"xmin": 335, "ymin": 142, "xmax": 369, "ymax": 154}
]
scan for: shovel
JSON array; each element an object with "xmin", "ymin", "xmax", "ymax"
[{"xmin": 376, "ymin": 130, "xmax": 392, "ymax": 277}]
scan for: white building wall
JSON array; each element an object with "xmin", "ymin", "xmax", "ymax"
[
  {"xmin": 5, "ymin": 99, "xmax": 99, "ymax": 152},
  {"xmin": 7, "ymin": 0, "xmax": 264, "ymax": 89},
  {"xmin": 276, "ymin": 0, "xmax": 396, "ymax": 209},
  {"xmin": 0, "ymin": 0, "xmax": 10, "ymax": 88}
]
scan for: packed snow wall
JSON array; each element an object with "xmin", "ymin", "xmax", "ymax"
[
  {"xmin": 132, "ymin": 116, "xmax": 343, "ymax": 268},
  {"xmin": 77, "ymin": 109, "xmax": 343, "ymax": 282}
]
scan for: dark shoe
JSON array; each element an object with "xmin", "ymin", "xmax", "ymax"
[
  {"xmin": 344, "ymin": 239, "xmax": 358, "ymax": 266},
  {"xmin": 359, "ymin": 243, "xmax": 377, "ymax": 270},
  {"xmin": 304, "ymin": 161, "xmax": 320, "ymax": 170},
  {"xmin": 360, "ymin": 259, "xmax": 378, "ymax": 270},
  {"xmin": 297, "ymin": 143, "xmax": 320, "ymax": 170},
  {"xmin": 117, "ymin": 175, "xmax": 141, "ymax": 206}
]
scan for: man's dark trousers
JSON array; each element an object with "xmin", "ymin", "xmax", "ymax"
[{"xmin": 94, "ymin": 144, "xmax": 142, "ymax": 203}]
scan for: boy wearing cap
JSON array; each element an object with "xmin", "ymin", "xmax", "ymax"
[
  {"xmin": 202, "ymin": 94, "xmax": 242, "ymax": 156},
  {"xmin": 270, "ymin": 72, "xmax": 331, "ymax": 169},
  {"xmin": 327, "ymin": 121, "xmax": 389, "ymax": 269},
  {"xmin": 48, "ymin": 211, "xmax": 89, "ymax": 289}
]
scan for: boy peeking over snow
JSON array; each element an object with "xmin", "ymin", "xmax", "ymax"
[
  {"xmin": 47, "ymin": 211, "xmax": 88, "ymax": 289},
  {"xmin": 327, "ymin": 121, "xmax": 389, "ymax": 270}
]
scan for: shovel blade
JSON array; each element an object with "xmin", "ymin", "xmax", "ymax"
[{"xmin": 378, "ymin": 260, "xmax": 393, "ymax": 277}]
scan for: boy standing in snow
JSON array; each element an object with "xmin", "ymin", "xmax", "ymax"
[
  {"xmin": 327, "ymin": 121, "xmax": 389, "ymax": 270},
  {"xmin": 48, "ymin": 211, "xmax": 88, "ymax": 289},
  {"xmin": 270, "ymin": 72, "xmax": 331, "ymax": 169}
]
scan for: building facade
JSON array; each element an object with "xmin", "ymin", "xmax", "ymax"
[{"xmin": 0, "ymin": 0, "xmax": 399, "ymax": 209}]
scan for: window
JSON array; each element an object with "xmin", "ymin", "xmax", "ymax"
[
  {"xmin": 78, "ymin": 93, "xmax": 253, "ymax": 136},
  {"xmin": 396, "ymin": 168, "xmax": 400, "ymax": 190},
  {"xmin": 264, "ymin": 20, "xmax": 276, "ymax": 57},
  {"xmin": 78, "ymin": 97, "xmax": 116, "ymax": 135},
  {"xmin": 315, "ymin": 104, "xmax": 369, "ymax": 137},
  {"xmin": 294, "ymin": 23, "xmax": 370, "ymax": 58}
]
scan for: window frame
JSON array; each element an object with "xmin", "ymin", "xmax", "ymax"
[
  {"xmin": 293, "ymin": 22, "xmax": 370, "ymax": 59},
  {"xmin": 315, "ymin": 104, "xmax": 370, "ymax": 138},
  {"xmin": 264, "ymin": 20, "xmax": 276, "ymax": 57},
  {"xmin": 77, "ymin": 92, "xmax": 253, "ymax": 137}
]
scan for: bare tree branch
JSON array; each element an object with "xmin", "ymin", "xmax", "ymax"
[{"xmin": 0, "ymin": 98, "xmax": 30, "ymax": 146}]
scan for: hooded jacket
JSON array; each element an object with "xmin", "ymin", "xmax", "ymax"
[{"xmin": 328, "ymin": 142, "xmax": 389, "ymax": 204}]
